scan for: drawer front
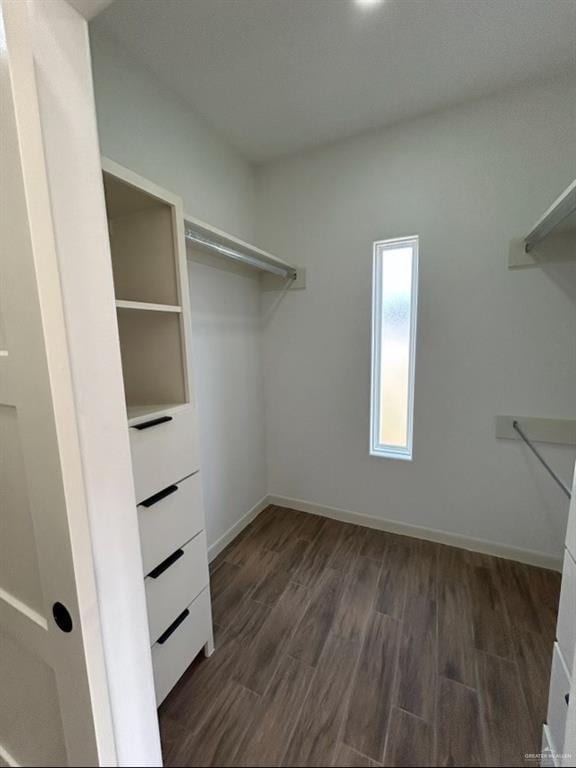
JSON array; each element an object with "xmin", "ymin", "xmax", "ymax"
[
  {"xmin": 547, "ymin": 642, "xmax": 571, "ymax": 757},
  {"xmin": 145, "ymin": 532, "xmax": 209, "ymax": 644},
  {"xmin": 139, "ymin": 472, "xmax": 204, "ymax": 575},
  {"xmin": 151, "ymin": 588, "xmax": 210, "ymax": 705},
  {"xmin": 541, "ymin": 724, "xmax": 557, "ymax": 767},
  {"xmin": 565, "ymin": 468, "xmax": 575, "ymax": 561},
  {"xmin": 557, "ymin": 550, "xmax": 576, "ymax": 678},
  {"xmin": 129, "ymin": 407, "xmax": 200, "ymax": 503}
]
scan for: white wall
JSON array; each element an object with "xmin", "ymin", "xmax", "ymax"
[
  {"xmin": 89, "ymin": 30, "xmax": 575, "ymax": 564},
  {"xmin": 89, "ymin": 31, "xmax": 254, "ymax": 241},
  {"xmin": 89, "ymin": 30, "xmax": 267, "ymax": 548},
  {"xmin": 256, "ymin": 78, "xmax": 576, "ymax": 563},
  {"xmin": 186, "ymin": 254, "xmax": 267, "ymax": 550}
]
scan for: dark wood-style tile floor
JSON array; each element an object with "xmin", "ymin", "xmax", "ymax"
[{"xmin": 159, "ymin": 505, "xmax": 561, "ymax": 767}]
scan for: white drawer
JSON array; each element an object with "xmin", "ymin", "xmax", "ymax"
[
  {"xmin": 565, "ymin": 467, "xmax": 575, "ymax": 561},
  {"xmin": 151, "ymin": 587, "xmax": 211, "ymax": 705},
  {"xmin": 541, "ymin": 724, "xmax": 557, "ymax": 767},
  {"xmin": 547, "ymin": 643, "xmax": 571, "ymax": 757},
  {"xmin": 129, "ymin": 407, "xmax": 200, "ymax": 503},
  {"xmin": 138, "ymin": 472, "xmax": 204, "ymax": 575},
  {"xmin": 557, "ymin": 550, "xmax": 576, "ymax": 678},
  {"xmin": 145, "ymin": 531, "xmax": 209, "ymax": 644}
]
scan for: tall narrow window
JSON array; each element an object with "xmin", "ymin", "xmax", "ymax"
[{"xmin": 370, "ymin": 236, "xmax": 419, "ymax": 460}]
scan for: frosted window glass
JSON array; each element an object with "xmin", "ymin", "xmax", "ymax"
[
  {"xmin": 379, "ymin": 246, "xmax": 412, "ymax": 447},
  {"xmin": 371, "ymin": 237, "xmax": 418, "ymax": 459}
]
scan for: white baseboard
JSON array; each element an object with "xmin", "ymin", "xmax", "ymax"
[
  {"xmin": 207, "ymin": 491, "xmax": 563, "ymax": 572},
  {"xmin": 208, "ymin": 495, "xmax": 271, "ymax": 562},
  {"xmin": 268, "ymin": 493, "xmax": 563, "ymax": 572}
]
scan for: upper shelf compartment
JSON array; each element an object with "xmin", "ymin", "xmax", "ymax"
[
  {"xmin": 102, "ymin": 158, "xmax": 192, "ymax": 417},
  {"xmin": 103, "ymin": 162, "xmax": 181, "ymax": 305},
  {"xmin": 509, "ymin": 179, "xmax": 576, "ymax": 268}
]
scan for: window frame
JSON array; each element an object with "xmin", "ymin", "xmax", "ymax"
[{"xmin": 370, "ymin": 235, "xmax": 419, "ymax": 461}]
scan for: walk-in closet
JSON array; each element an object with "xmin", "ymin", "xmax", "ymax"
[{"xmin": 1, "ymin": 1, "xmax": 575, "ymax": 766}]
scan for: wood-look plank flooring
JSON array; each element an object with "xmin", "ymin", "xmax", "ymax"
[{"xmin": 159, "ymin": 505, "xmax": 560, "ymax": 767}]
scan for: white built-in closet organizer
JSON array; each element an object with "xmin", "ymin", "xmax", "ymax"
[
  {"xmin": 102, "ymin": 158, "xmax": 214, "ymax": 706},
  {"xmin": 101, "ymin": 157, "xmax": 299, "ymax": 706},
  {"xmin": 508, "ymin": 178, "xmax": 576, "ymax": 767}
]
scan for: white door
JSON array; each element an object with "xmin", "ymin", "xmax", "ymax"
[{"xmin": 0, "ymin": 1, "xmax": 115, "ymax": 765}]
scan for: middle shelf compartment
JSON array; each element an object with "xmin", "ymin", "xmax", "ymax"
[{"xmin": 117, "ymin": 306, "xmax": 188, "ymax": 412}]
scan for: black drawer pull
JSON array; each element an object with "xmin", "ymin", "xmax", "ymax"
[
  {"xmin": 566, "ymin": 693, "xmax": 570, "ymax": 706},
  {"xmin": 132, "ymin": 416, "xmax": 173, "ymax": 431},
  {"xmin": 141, "ymin": 485, "xmax": 178, "ymax": 508},
  {"xmin": 157, "ymin": 609, "xmax": 189, "ymax": 645},
  {"xmin": 148, "ymin": 548, "xmax": 184, "ymax": 579}
]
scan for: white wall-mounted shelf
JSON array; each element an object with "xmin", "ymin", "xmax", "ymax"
[
  {"xmin": 509, "ymin": 180, "xmax": 576, "ymax": 268},
  {"xmin": 496, "ymin": 416, "xmax": 576, "ymax": 446},
  {"xmin": 184, "ymin": 211, "xmax": 304, "ymax": 288},
  {"xmin": 116, "ymin": 300, "xmax": 182, "ymax": 313}
]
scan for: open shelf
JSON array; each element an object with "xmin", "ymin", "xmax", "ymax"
[
  {"xmin": 496, "ymin": 416, "xmax": 576, "ymax": 446},
  {"xmin": 104, "ymin": 171, "xmax": 180, "ymax": 305},
  {"xmin": 115, "ymin": 300, "xmax": 182, "ymax": 313},
  {"xmin": 117, "ymin": 304, "xmax": 187, "ymax": 409},
  {"xmin": 103, "ymin": 159, "xmax": 190, "ymax": 415}
]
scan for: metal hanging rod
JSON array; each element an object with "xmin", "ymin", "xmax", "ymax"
[
  {"xmin": 524, "ymin": 180, "xmax": 576, "ymax": 253},
  {"xmin": 185, "ymin": 229, "xmax": 297, "ymax": 281},
  {"xmin": 512, "ymin": 420, "xmax": 572, "ymax": 499}
]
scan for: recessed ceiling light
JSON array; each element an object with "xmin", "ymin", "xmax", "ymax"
[{"xmin": 355, "ymin": 0, "xmax": 384, "ymax": 9}]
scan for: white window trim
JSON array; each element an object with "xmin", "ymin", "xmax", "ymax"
[{"xmin": 370, "ymin": 235, "xmax": 419, "ymax": 461}]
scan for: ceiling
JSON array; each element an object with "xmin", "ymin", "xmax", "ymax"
[{"xmin": 92, "ymin": 0, "xmax": 576, "ymax": 162}]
